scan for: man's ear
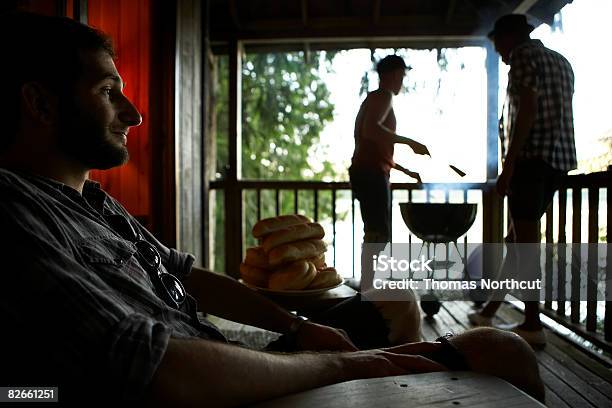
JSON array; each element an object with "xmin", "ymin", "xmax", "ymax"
[{"xmin": 20, "ymin": 82, "xmax": 59, "ymax": 125}]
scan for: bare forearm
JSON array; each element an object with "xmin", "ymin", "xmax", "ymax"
[
  {"xmin": 370, "ymin": 123, "xmax": 413, "ymax": 146},
  {"xmin": 148, "ymin": 338, "xmax": 347, "ymax": 407},
  {"xmin": 391, "ymin": 133, "xmax": 416, "ymax": 146},
  {"xmin": 185, "ymin": 267, "xmax": 295, "ymax": 334}
]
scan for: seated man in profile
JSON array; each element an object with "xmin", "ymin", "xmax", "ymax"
[{"xmin": 0, "ymin": 12, "xmax": 544, "ymax": 407}]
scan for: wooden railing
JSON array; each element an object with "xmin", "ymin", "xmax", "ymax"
[
  {"xmin": 210, "ymin": 170, "xmax": 610, "ymax": 349},
  {"xmin": 209, "ymin": 180, "xmax": 493, "ymax": 278},
  {"xmin": 538, "ymin": 170, "xmax": 611, "ymax": 347}
]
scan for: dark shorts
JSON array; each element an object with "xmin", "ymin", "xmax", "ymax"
[
  {"xmin": 508, "ymin": 158, "xmax": 566, "ymax": 221},
  {"xmin": 265, "ymin": 294, "xmax": 390, "ymax": 351},
  {"xmin": 349, "ymin": 165, "xmax": 391, "ymax": 242}
]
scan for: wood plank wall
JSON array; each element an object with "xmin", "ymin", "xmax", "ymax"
[{"xmin": 175, "ymin": 0, "xmax": 205, "ymax": 265}]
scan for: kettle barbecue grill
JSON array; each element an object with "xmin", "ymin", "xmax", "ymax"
[{"xmin": 399, "ymin": 202, "xmax": 477, "ymax": 316}]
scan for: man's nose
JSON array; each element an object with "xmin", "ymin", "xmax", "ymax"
[{"xmin": 118, "ymin": 96, "xmax": 143, "ymax": 127}]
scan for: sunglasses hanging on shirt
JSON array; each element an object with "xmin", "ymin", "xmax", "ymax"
[{"xmin": 103, "ymin": 214, "xmax": 186, "ymax": 310}]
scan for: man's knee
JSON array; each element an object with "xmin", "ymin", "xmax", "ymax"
[
  {"xmin": 371, "ymin": 289, "xmax": 421, "ymax": 344},
  {"xmin": 449, "ymin": 327, "xmax": 545, "ymax": 403}
]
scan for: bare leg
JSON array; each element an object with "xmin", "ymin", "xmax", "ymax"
[
  {"xmin": 522, "ymin": 301, "xmax": 542, "ymax": 330},
  {"xmin": 480, "ymin": 221, "xmax": 517, "ymax": 318},
  {"xmin": 513, "ymin": 218, "xmax": 542, "ymax": 330},
  {"xmin": 479, "ymin": 218, "xmax": 542, "ymax": 330},
  {"xmin": 481, "ymin": 300, "xmax": 502, "ymax": 317}
]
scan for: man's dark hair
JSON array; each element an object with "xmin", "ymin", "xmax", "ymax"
[
  {"xmin": 376, "ymin": 55, "xmax": 407, "ymax": 75},
  {"xmin": 0, "ymin": 12, "xmax": 114, "ymax": 151}
]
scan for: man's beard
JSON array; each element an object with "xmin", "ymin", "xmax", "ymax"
[{"xmin": 57, "ymin": 101, "xmax": 129, "ymax": 170}]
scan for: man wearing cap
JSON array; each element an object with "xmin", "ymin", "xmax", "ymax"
[
  {"xmin": 350, "ymin": 55, "xmax": 430, "ymax": 246},
  {"xmin": 468, "ymin": 14, "xmax": 576, "ymax": 347}
]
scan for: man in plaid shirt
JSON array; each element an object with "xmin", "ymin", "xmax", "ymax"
[{"xmin": 469, "ymin": 14, "xmax": 576, "ymax": 347}]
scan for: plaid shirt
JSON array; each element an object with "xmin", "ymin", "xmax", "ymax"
[
  {"xmin": 500, "ymin": 39, "xmax": 577, "ymax": 171},
  {"xmin": 0, "ymin": 169, "xmax": 227, "ymax": 403}
]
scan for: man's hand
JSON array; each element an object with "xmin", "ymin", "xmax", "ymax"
[
  {"xmin": 382, "ymin": 341, "xmax": 443, "ymax": 355},
  {"xmin": 496, "ymin": 165, "xmax": 514, "ymax": 196},
  {"xmin": 394, "ymin": 163, "xmax": 423, "ymax": 186},
  {"xmin": 295, "ymin": 321, "xmax": 358, "ymax": 352},
  {"xmin": 340, "ymin": 349, "xmax": 447, "ymax": 380},
  {"xmin": 408, "ymin": 139, "xmax": 431, "ymax": 156}
]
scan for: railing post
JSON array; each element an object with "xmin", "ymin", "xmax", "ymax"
[
  {"xmin": 224, "ymin": 38, "xmax": 243, "ymax": 278},
  {"xmin": 557, "ymin": 188, "xmax": 567, "ymax": 317},
  {"xmin": 332, "ymin": 188, "xmax": 337, "ymax": 266},
  {"xmin": 586, "ymin": 187, "xmax": 599, "ymax": 332},
  {"xmin": 605, "ymin": 185, "xmax": 612, "ymax": 341},
  {"xmin": 351, "ymin": 190, "xmax": 355, "ymax": 278},
  {"xmin": 314, "ymin": 190, "xmax": 319, "ymax": 222},
  {"xmin": 544, "ymin": 206, "xmax": 554, "ymax": 310},
  {"xmin": 571, "ymin": 187, "xmax": 582, "ymax": 324},
  {"xmin": 275, "ymin": 189, "xmax": 281, "ymax": 216}
]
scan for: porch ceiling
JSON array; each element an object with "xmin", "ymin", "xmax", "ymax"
[{"xmin": 210, "ymin": 0, "xmax": 572, "ymax": 50}]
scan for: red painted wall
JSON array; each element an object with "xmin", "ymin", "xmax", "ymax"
[{"xmin": 88, "ymin": 0, "xmax": 152, "ymax": 226}]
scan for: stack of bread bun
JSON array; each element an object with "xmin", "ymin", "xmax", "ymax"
[{"xmin": 240, "ymin": 214, "xmax": 343, "ymax": 291}]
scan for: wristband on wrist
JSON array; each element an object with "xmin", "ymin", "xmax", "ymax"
[
  {"xmin": 288, "ymin": 315, "xmax": 308, "ymax": 335},
  {"xmin": 424, "ymin": 333, "xmax": 470, "ymax": 370}
]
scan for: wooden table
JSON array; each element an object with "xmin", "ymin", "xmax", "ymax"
[
  {"xmin": 262, "ymin": 284, "xmax": 357, "ymax": 316},
  {"xmin": 252, "ymin": 371, "xmax": 545, "ymax": 407}
]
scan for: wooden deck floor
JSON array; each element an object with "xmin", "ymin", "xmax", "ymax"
[
  {"xmin": 426, "ymin": 302, "xmax": 612, "ymax": 408},
  {"xmin": 211, "ymin": 301, "xmax": 612, "ymax": 408}
]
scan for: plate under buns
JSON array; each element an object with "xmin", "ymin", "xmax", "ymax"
[{"xmin": 240, "ymin": 278, "xmax": 345, "ymax": 296}]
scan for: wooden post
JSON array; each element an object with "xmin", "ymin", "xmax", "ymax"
[
  {"xmin": 605, "ymin": 186, "xmax": 612, "ymax": 341},
  {"xmin": 557, "ymin": 188, "xmax": 567, "ymax": 317},
  {"xmin": 332, "ymin": 188, "xmax": 337, "ymax": 266},
  {"xmin": 571, "ymin": 188, "xmax": 581, "ymax": 324},
  {"xmin": 482, "ymin": 41, "xmax": 503, "ymax": 282},
  {"xmin": 151, "ymin": 0, "xmax": 178, "ymax": 248},
  {"xmin": 224, "ymin": 38, "xmax": 243, "ymax": 278},
  {"xmin": 544, "ymin": 206, "xmax": 553, "ymax": 310},
  {"xmin": 483, "ymin": 42, "xmax": 502, "ymax": 242},
  {"xmin": 73, "ymin": 0, "xmax": 87, "ymax": 23},
  {"xmin": 201, "ymin": 0, "xmax": 211, "ymax": 268},
  {"xmin": 586, "ymin": 187, "xmax": 599, "ymax": 332},
  {"xmin": 174, "ymin": 0, "xmax": 204, "ymax": 265}
]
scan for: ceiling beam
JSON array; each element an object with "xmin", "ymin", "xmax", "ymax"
[
  {"xmin": 373, "ymin": 0, "xmax": 381, "ymax": 25},
  {"xmin": 301, "ymin": 0, "xmax": 308, "ymax": 27},
  {"xmin": 492, "ymin": 0, "xmax": 513, "ymax": 11},
  {"xmin": 210, "ymin": 35, "xmax": 487, "ymax": 55},
  {"xmin": 226, "ymin": 14, "xmax": 478, "ymax": 33},
  {"xmin": 229, "ymin": 0, "xmax": 241, "ymax": 29},
  {"xmin": 462, "ymin": 0, "xmax": 486, "ymax": 21},
  {"xmin": 445, "ymin": 0, "xmax": 457, "ymax": 24},
  {"xmin": 513, "ymin": 0, "xmax": 540, "ymax": 14},
  {"xmin": 210, "ymin": 20, "xmax": 487, "ymax": 43}
]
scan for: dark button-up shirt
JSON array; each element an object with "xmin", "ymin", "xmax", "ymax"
[{"xmin": 0, "ymin": 168, "xmax": 226, "ymax": 402}]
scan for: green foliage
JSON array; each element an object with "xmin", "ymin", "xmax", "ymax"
[
  {"xmin": 213, "ymin": 51, "xmax": 342, "ymax": 269},
  {"xmin": 215, "ymin": 51, "xmax": 336, "ymax": 180},
  {"xmin": 241, "ymin": 52, "xmax": 335, "ymax": 180}
]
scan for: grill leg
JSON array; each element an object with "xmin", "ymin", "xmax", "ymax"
[{"xmin": 453, "ymin": 241, "xmax": 469, "ymax": 277}]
